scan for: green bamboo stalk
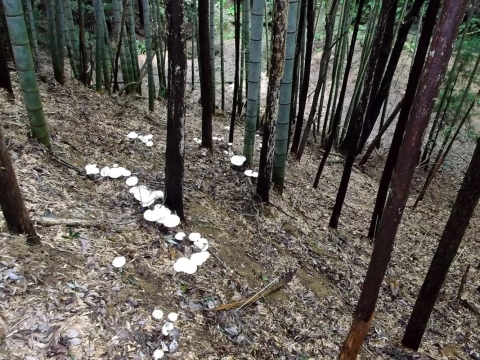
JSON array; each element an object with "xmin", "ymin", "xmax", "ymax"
[
  {"xmin": 46, "ymin": 0, "xmax": 64, "ymax": 84},
  {"xmin": 243, "ymin": 0, "xmax": 265, "ymax": 165},
  {"xmin": 219, "ymin": 0, "xmax": 225, "ymax": 110},
  {"xmin": 64, "ymin": 0, "xmax": 80, "ymax": 77},
  {"xmin": 23, "ymin": 0, "xmax": 40, "ymax": 68},
  {"xmin": 2, "ymin": 0, "xmax": 50, "ymax": 146},
  {"xmin": 95, "ymin": 0, "xmax": 104, "ymax": 92},
  {"xmin": 209, "ymin": 0, "xmax": 215, "ymax": 110},
  {"xmin": 55, "ymin": 0, "xmax": 65, "ymax": 74}
]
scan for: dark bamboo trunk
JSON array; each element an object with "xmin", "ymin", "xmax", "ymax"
[
  {"xmin": 367, "ymin": 0, "xmax": 440, "ymax": 239},
  {"xmin": 329, "ymin": 0, "xmax": 396, "ymax": 228},
  {"xmin": 164, "ymin": 0, "xmax": 186, "ymax": 222},
  {"xmin": 198, "ymin": 0, "xmax": 212, "ymax": 149},
  {"xmin": 77, "ymin": 0, "xmax": 88, "ymax": 84},
  {"xmin": 338, "ymin": 0, "xmax": 468, "ymax": 357},
  {"xmin": 287, "ymin": 0, "xmax": 306, "ymax": 149},
  {"xmin": 338, "ymin": 0, "xmax": 398, "ymax": 156},
  {"xmin": 256, "ymin": 0, "xmax": 288, "ymax": 203},
  {"xmin": 356, "ymin": 0, "xmax": 425, "ymax": 153},
  {"xmin": 0, "ymin": 125, "xmax": 40, "ymax": 244},
  {"xmin": 0, "ymin": 30, "xmax": 12, "ymax": 93},
  {"xmin": 313, "ymin": 0, "xmax": 366, "ymax": 188},
  {"xmin": 402, "ymin": 137, "xmax": 480, "ymax": 350},
  {"xmin": 138, "ymin": 0, "xmax": 144, "ymax": 28},
  {"xmin": 290, "ymin": 0, "xmax": 314, "ymax": 154},
  {"xmin": 228, "ymin": 0, "xmax": 241, "ymax": 143}
]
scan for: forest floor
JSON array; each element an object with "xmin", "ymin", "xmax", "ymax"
[{"xmin": 1, "ymin": 38, "xmax": 480, "ymax": 360}]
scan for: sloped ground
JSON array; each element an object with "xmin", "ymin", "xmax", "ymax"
[{"xmin": 0, "ymin": 51, "xmax": 479, "ymax": 360}]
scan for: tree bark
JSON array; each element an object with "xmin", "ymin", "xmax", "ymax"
[
  {"xmin": 329, "ymin": 0, "xmax": 396, "ymax": 228},
  {"xmin": 367, "ymin": 0, "xmax": 441, "ymax": 239},
  {"xmin": 164, "ymin": 0, "xmax": 186, "ymax": 221},
  {"xmin": 198, "ymin": 0, "xmax": 213, "ymax": 149},
  {"xmin": 313, "ymin": 0, "xmax": 366, "ymax": 188},
  {"xmin": 256, "ymin": 0, "xmax": 288, "ymax": 203},
  {"xmin": 290, "ymin": 0, "xmax": 314, "ymax": 154},
  {"xmin": 402, "ymin": 136, "xmax": 480, "ymax": 350},
  {"xmin": 0, "ymin": 29, "xmax": 13, "ymax": 93},
  {"xmin": 228, "ymin": 0, "xmax": 241, "ymax": 143},
  {"xmin": 0, "ymin": 125, "xmax": 40, "ymax": 244},
  {"xmin": 338, "ymin": 0, "xmax": 468, "ymax": 357}
]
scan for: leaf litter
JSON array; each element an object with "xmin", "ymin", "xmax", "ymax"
[{"xmin": 0, "ymin": 47, "xmax": 479, "ymax": 360}]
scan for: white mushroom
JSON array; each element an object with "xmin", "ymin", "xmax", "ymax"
[
  {"xmin": 146, "ymin": 141, "xmax": 153, "ymax": 147},
  {"xmin": 109, "ymin": 167, "xmax": 128, "ymax": 179},
  {"xmin": 100, "ymin": 166, "xmax": 111, "ymax": 177},
  {"xmin": 112, "ymin": 256, "xmax": 126, "ymax": 268},
  {"xmin": 127, "ymin": 132, "xmax": 138, "ymax": 139},
  {"xmin": 230, "ymin": 155, "xmax": 246, "ymax": 166},
  {"xmin": 173, "ymin": 257, "xmax": 197, "ymax": 274},
  {"xmin": 167, "ymin": 312, "xmax": 178, "ymax": 322},
  {"xmin": 175, "ymin": 232, "xmax": 186, "ymax": 240},
  {"xmin": 126, "ymin": 177, "xmax": 138, "ymax": 186},
  {"xmin": 162, "ymin": 322, "xmax": 174, "ymax": 336},
  {"xmin": 153, "ymin": 349, "xmax": 164, "ymax": 359},
  {"xmin": 193, "ymin": 238, "xmax": 209, "ymax": 252},
  {"xmin": 190, "ymin": 251, "xmax": 210, "ymax": 266},
  {"xmin": 244, "ymin": 170, "xmax": 253, "ymax": 177},
  {"xmin": 251, "ymin": 172, "xmax": 258, "ymax": 178},
  {"xmin": 162, "ymin": 214, "xmax": 181, "ymax": 228},
  {"xmin": 152, "ymin": 309, "xmax": 164, "ymax": 320},
  {"xmin": 188, "ymin": 233, "xmax": 201, "ymax": 242},
  {"xmin": 85, "ymin": 164, "xmax": 99, "ymax": 175}
]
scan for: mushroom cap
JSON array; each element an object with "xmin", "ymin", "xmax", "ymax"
[
  {"xmin": 188, "ymin": 232, "xmax": 201, "ymax": 241},
  {"xmin": 251, "ymin": 172, "xmax": 258, "ymax": 178},
  {"xmin": 127, "ymin": 132, "xmax": 138, "ymax": 139},
  {"xmin": 244, "ymin": 170, "xmax": 253, "ymax": 177},
  {"xmin": 190, "ymin": 251, "xmax": 210, "ymax": 266},
  {"xmin": 230, "ymin": 155, "xmax": 246, "ymax": 166},
  {"xmin": 167, "ymin": 312, "xmax": 178, "ymax": 322},
  {"xmin": 146, "ymin": 141, "xmax": 153, "ymax": 147},
  {"xmin": 153, "ymin": 349, "xmax": 164, "ymax": 359},
  {"xmin": 152, "ymin": 309, "xmax": 164, "ymax": 319},
  {"xmin": 161, "ymin": 322, "xmax": 174, "ymax": 336},
  {"xmin": 85, "ymin": 164, "xmax": 99, "ymax": 175},
  {"xmin": 175, "ymin": 232, "xmax": 186, "ymax": 240},
  {"xmin": 125, "ymin": 177, "xmax": 138, "ymax": 186},
  {"xmin": 100, "ymin": 166, "xmax": 111, "ymax": 177},
  {"xmin": 193, "ymin": 238, "xmax": 209, "ymax": 252},
  {"xmin": 162, "ymin": 214, "xmax": 181, "ymax": 228},
  {"xmin": 173, "ymin": 257, "xmax": 197, "ymax": 274},
  {"xmin": 112, "ymin": 256, "xmax": 126, "ymax": 268},
  {"xmin": 109, "ymin": 167, "xmax": 128, "ymax": 179}
]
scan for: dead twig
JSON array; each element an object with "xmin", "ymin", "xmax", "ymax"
[
  {"xmin": 213, "ymin": 269, "xmax": 297, "ymax": 311},
  {"xmin": 33, "ymin": 217, "xmax": 103, "ymax": 228}
]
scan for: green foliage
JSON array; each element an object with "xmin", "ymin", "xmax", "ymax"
[
  {"xmin": 136, "ymin": 39, "xmax": 146, "ymax": 55},
  {"xmin": 62, "ymin": 229, "xmax": 80, "ymax": 239}
]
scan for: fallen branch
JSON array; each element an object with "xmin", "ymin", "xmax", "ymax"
[
  {"xmin": 213, "ymin": 269, "xmax": 296, "ymax": 311},
  {"xmin": 33, "ymin": 217, "xmax": 103, "ymax": 228},
  {"xmin": 47, "ymin": 149, "xmax": 84, "ymax": 175}
]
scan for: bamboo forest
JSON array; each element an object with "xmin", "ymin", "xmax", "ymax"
[{"xmin": 1, "ymin": 0, "xmax": 480, "ymax": 358}]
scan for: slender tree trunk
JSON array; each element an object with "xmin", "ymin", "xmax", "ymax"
[
  {"xmin": 290, "ymin": 0, "xmax": 314, "ymax": 154},
  {"xmin": 0, "ymin": 31, "xmax": 13, "ymax": 93},
  {"xmin": 0, "ymin": 119, "xmax": 40, "ymax": 244},
  {"xmin": 402, "ymin": 136, "xmax": 480, "ymax": 350},
  {"xmin": 329, "ymin": 0, "xmax": 396, "ymax": 228},
  {"xmin": 358, "ymin": 97, "xmax": 403, "ymax": 166},
  {"xmin": 295, "ymin": 0, "xmax": 340, "ymax": 160},
  {"xmin": 367, "ymin": 0, "xmax": 441, "ymax": 239},
  {"xmin": 355, "ymin": 0, "xmax": 425, "ymax": 152},
  {"xmin": 164, "ymin": 0, "xmax": 186, "ymax": 222},
  {"xmin": 313, "ymin": 0, "xmax": 365, "ymax": 188},
  {"xmin": 46, "ymin": 0, "xmax": 64, "ymax": 84},
  {"xmin": 77, "ymin": 0, "xmax": 88, "ymax": 84},
  {"xmin": 209, "ymin": 0, "xmax": 215, "ymax": 110},
  {"xmin": 288, "ymin": 0, "xmax": 306, "ymax": 149},
  {"xmin": 338, "ymin": 0, "xmax": 468, "ymax": 357},
  {"xmin": 138, "ymin": 0, "xmax": 144, "ymax": 28},
  {"xmin": 95, "ymin": 0, "xmax": 104, "ymax": 92},
  {"xmin": 143, "ymin": 0, "xmax": 154, "ymax": 110},
  {"xmin": 228, "ymin": 0, "xmax": 241, "ymax": 143},
  {"xmin": 198, "ymin": 0, "xmax": 212, "ymax": 149},
  {"xmin": 219, "ymin": 0, "xmax": 224, "ymax": 110},
  {"xmin": 24, "ymin": 0, "xmax": 40, "ymax": 68},
  {"xmin": 256, "ymin": 0, "xmax": 288, "ymax": 203}
]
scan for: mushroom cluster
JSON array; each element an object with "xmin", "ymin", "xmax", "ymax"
[
  {"xmin": 244, "ymin": 170, "xmax": 258, "ymax": 178},
  {"xmin": 126, "ymin": 132, "xmax": 154, "ymax": 147},
  {"xmin": 172, "ymin": 232, "xmax": 210, "ymax": 274},
  {"xmin": 85, "ymin": 163, "xmax": 132, "ymax": 178},
  {"xmin": 151, "ymin": 310, "xmax": 181, "ymax": 358}
]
